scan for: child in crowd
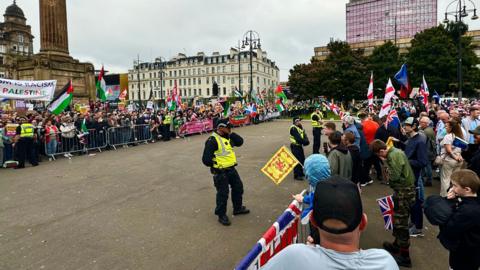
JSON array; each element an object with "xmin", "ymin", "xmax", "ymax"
[
  {"xmin": 293, "ymin": 154, "xmax": 331, "ymax": 244},
  {"xmin": 439, "ymin": 169, "xmax": 480, "ymax": 270}
]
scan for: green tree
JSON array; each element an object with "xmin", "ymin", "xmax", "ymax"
[
  {"xmin": 407, "ymin": 23, "xmax": 480, "ymax": 96},
  {"xmin": 367, "ymin": 41, "xmax": 402, "ymax": 96}
]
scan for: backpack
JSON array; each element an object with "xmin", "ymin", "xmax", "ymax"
[
  {"xmin": 424, "ymin": 195, "xmax": 454, "ymax": 226},
  {"xmin": 426, "ymin": 136, "xmax": 436, "ymax": 162}
]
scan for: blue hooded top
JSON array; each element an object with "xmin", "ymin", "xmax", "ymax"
[{"xmin": 301, "ymin": 154, "xmax": 331, "ymax": 221}]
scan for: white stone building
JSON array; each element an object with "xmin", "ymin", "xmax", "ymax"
[{"xmin": 127, "ymin": 48, "xmax": 280, "ymax": 102}]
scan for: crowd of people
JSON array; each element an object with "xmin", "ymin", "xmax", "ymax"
[
  {"xmin": 0, "ymin": 100, "xmax": 280, "ymax": 169},
  {"xmin": 262, "ymin": 98, "xmax": 480, "ymax": 269}
]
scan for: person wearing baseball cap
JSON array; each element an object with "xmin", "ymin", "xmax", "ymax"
[
  {"xmin": 202, "ymin": 118, "xmax": 249, "ymax": 226},
  {"xmin": 467, "ymin": 126, "xmax": 480, "ymax": 176},
  {"xmin": 261, "ymin": 176, "xmax": 398, "ymax": 270},
  {"xmin": 290, "ymin": 117, "xmax": 309, "ymax": 180}
]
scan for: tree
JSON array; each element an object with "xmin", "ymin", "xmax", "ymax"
[
  {"xmin": 407, "ymin": 23, "xmax": 480, "ymax": 96},
  {"xmin": 367, "ymin": 41, "xmax": 402, "ymax": 97}
]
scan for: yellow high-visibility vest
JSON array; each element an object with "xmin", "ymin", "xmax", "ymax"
[
  {"xmin": 212, "ymin": 132, "xmax": 237, "ymax": 169},
  {"xmin": 311, "ymin": 112, "xmax": 323, "ymax": 128},
  {"xmin": 290, "ymin": 125, "xmax": 305, "ymax": 145},
  {"xmin": 20, "ymin": 123, "xmax": 34, "ymax": 138}
]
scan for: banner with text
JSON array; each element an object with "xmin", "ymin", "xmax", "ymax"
[{"xmin": 0, "ymin": 78, "xmax": 57, "ymax": 101}]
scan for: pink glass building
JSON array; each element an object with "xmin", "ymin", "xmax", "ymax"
[{"xmin": 346, "ymin": 0, "xmax": 437, "ymax": 43}]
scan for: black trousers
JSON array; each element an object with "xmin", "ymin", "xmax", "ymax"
[
  {"xmin": 290, "ymin": 144, "xmax": 305, "ymax": 178},
  {"xmin": 312, "ymin": 128, "xmax": 322, "ymax": 154},
  {"xmin": 213, "ymin": 168, "xmax": 244, "ymax": 216},
  {"xmin": 16, "ymin": 138, "xmax": 38, "ymax": 168},
  {"xmin": 361, "ymin": 154, "xmax": 383, "ymax": 184},
  {"xmin": 162, "ymin": 124, "xmax": 171, "ymax": 141}
]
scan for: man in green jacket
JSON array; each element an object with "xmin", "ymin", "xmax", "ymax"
[{"xmin": 370, "ymin": 139, "xmax": 416, "ymax": 268}]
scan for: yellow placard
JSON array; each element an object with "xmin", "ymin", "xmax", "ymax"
[{"xmin": 261, "ymin": 146, "xmax": 299, "ymax": 185}]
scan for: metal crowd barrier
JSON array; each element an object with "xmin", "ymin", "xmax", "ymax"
[
  {"xmin": 44, "ymin": 129, "xmax": 107, "ymax": 159},
  {"xmin": 107, "ymin": 124, "xmax": 152, "ymax": 150}
]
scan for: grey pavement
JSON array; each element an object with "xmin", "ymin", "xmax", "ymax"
[{"xmin": 0, "ymin": 120, "xmax": 447, "ymax": 270}]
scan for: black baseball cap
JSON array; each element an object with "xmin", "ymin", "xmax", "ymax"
[
  {"xmin": 312, "ymin": 176, "xmax": 363, "ymax": 234},
  {"xmin": 215, "ymin": 118, "xmax": 232, "ymax": 129},
  {"xmin": 292, "ymin": 117, "xmax": 301, "ymax": 124}
]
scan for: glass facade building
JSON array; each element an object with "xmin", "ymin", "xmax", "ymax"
[{"xmin": 346, "ymin": 0, "xmax": 437, "ymax": 43}]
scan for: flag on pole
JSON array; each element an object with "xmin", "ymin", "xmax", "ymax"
[
  {"xmin": 367, "ymin": 72, "xmax": 374, "ymax": 111},
  {"xmin": 223, "ymin": 101, "xmax": 231, "ymax": 118},
  {"xmin": 394, "ymin": 64, "xmax": 411, "ymax": 99},
  {"xmin": 81, "ymin": 118, "xmax": 89, "ymax": 133},
  {"xmin": 432, "ymin": 91, "xmax": 441, "ymax": 104},
  {"xmin": 377, "ymin": 195, "xmax": 395, "ymax": 230},
  {"xmin": 261, "ymin": 146, "xmax": 299, "ymax": 185},
  {"xmin": 275, "ymin": 85, "xmax": 288, "ymax": 103},
  {"xmin": 419, "ymin": 75, "xmax": 430, "ymax": 109},
  {"xmin": 275, "ymin": 98, "xmax": 285, "ymax": 112},
  {"xmin": 379, "ymin": 79, "xmax": 396, "ymax": 118},
  {"xmin": 234, "ymin": 87, "xmax": 243, "ymax": 98},
  {"xmin": 47, "ymin": 80, "xmax": 74, "ymax": 115},
  {"xmin": 96, "ymin": 66, "xmax": 107, "ymax": 102}
]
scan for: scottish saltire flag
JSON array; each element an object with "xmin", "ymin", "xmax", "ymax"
[
  {"xmin": 377, "ymin": 195, "xmax": 395, "ymax": 230},
  {"xmin": 394, "ymin": 64, "xmax": 411, "ymax": 99}
]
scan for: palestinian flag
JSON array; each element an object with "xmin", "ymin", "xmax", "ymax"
[
  {"xmin": 275, "ymin": 85, "xmax": 287, "ymax": 103},
  {"xmin": 81, "ymin": 118, "xmax": 89, "ymax": 133},
  {"xmin": 97, "ymin": 66, "xmax": 107, "ymax": 102},
  {"xmin": 47, "ymin": 80, "xmax": 74, "ymax": 115},
  {"xmin": 276, "ymin": 98, "xmax": 285, "ymax": 112},
  {"xmin": 223, "ymin": 101, "xmax": 231, "ymax": 118}
]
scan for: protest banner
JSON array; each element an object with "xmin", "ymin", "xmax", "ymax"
[{"xmin": 0, "ymin": 78, "xmax": 56, "ymax": 101}]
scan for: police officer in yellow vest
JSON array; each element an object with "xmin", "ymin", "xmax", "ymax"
[
  {"xmin": 311, "ymin": 108, "xmax": 324, "ymax": 154},
  {"xmin": 202, "ymin": 119, "xmax": 250, "ymax": 226},
  {"xmin": 290, "ymin": 117, "xmax": 309, "ymax": 180},
  {"xmin": 14, "ymin": 116, "xmax": 38, "ymax": 169},
  {"xmin": 163, "ymin": 112, "xmax": 172, "ymax": 141}
]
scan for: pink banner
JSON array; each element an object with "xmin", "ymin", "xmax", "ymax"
[{"xmin": 179, "ymin": 119, "xmax": 213, "ymax": 136}]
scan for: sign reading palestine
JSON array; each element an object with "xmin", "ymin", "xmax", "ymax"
[{"xmin": 261, "ymin": 146, "xmax": 299, "ymax": 185}]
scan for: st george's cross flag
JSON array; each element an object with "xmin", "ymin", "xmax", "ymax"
[{"xmin": 377, "ymin": 195, "xmax": 395, "ymax": 230}]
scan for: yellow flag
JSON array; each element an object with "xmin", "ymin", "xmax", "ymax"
[{"xmin": 261, "ymin": 146, "xmax": 300, "ymax": 185}]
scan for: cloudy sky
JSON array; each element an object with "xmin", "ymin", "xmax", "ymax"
[{"xmin": 7, "ymin": 0, "xmax": 480, "ymax": 81}]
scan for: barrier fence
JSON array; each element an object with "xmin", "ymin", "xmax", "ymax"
[
  {"xmin": 235, "ymin": 193, "xmax": 307, "ymax": 270},
  {"xmin": 41, "ymin": 114, "xmax": 281, "ymax": 159}
]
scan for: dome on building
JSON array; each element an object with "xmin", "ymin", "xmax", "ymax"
[{"xmin": 4, "ymin": 1, "xmax": 25, "ymax": 19}]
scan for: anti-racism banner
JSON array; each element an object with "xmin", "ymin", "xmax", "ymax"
[{"xmin": 0, "ymin": 78, "xmax": 56, "ymax": 101}]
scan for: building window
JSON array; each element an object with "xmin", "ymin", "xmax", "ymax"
[
  {"xmin": 212, "ymin": 67, "xmax": 215, "ymax": 74},
  {"xmin": 231, "ymin": 78, "xmax": 234, "ymax": 84},
  {"xmin": 188, "ymin": 89, "xmax": 192, "ymax": 96},
  {"xmin": 169, "ymin": 71, "xmax": 172, "ymax": 77},
  {"xmin": 193, "ymin": 78, "xmax": 196, "ymax": 85},
  {"xmin": 223, "ymin": 76, "xmax": 226, "ymax": 84},
  {"xmin": 223, "ymin": 87, "xmax": 226, "ymax": 96},
  {"xmin": 194, "ymin": 89, "xmax": 197, "ymax": 96},
  {"xmin": 188, "ymin": 78, "xmax": 191, "ymax": 85},
  {"xmin": 174, "ymin": 71, "xmax": 177, "ymax": 77},
  {"xmin": 199, "ymin": 89, "xmax": 202, "ymax": 96},
  {"xmin": 207, "ymin": 88, "xmax": 210, "ymax": 96},
  {"xmin": 143, "ymin": 74, "xmax": 145, "ymax": 79},
  {"xmin": 231, "ymin": 65, "xmax": 234, "ymax": 72},
  {"xmin": 198, "ymin": 78, "xmax": 202, "ymax": 84},
  {"xmin": 206, "ymin": 77, "xmax": 209, "ymax": 84}
]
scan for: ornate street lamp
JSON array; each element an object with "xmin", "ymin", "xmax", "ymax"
[
  {"xmin": 241, "ymin": 30, "xmax": 261, "ymax": 101},
  {"xmin": 443, "ymin": 0, "xmax": 478, "ymax": 103}
]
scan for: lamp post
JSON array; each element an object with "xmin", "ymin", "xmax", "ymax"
[
  {"xmin": 233, "ymin": 40, "xmax": 242, "ymax": 98},
  {"xmin": 241, "ymin": 30, "xmax": 261, "ymax": 101},
  {"xmin": 155, "ymin": 56, "xmax": 166, "ymax": 106},
  {"xmin": 443, "ymin": 0, "xmax": 479, "ymax": 103},
  {"xmin": 134, "ymin": 54, "xmax": 143, "ymax": 109}
]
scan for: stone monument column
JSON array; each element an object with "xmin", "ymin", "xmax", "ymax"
[{"xmin": 39, "ymin": 0, "xmax": 69, "ymax": 56}]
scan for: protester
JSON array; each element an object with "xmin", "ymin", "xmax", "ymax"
[
  {"xmin": 327, "ymin": 131, "xmax": 352, "ymax": 179},
  {"xmin": 44, "ymin": 119, "xmax": 59, "ymax": 160},
  {"xmin": 322, "ymin": 122, "xmax": 336, "ymax": 154},
  {"xmin": 462, "ymin": 106, "xmax": 480, "ymax": 144},
  {"xmin": 261, "ymin": 176, "xmax": 399, "ymax": 270},
  {"xmin": 311, "ymin": 108, "xmax": 323, "ymax": 154},
  {"xmin": 370, "ymin": 139, "xmax": 415, "ymax": 267},
  {"xmin": 439, "ymin": 119, "xmax": 464, "ymax": 197},
  {"xmin": 343, "ymin": 132, "xmax": 361, "ymax": 184},
  {"xmin": 343, "ymin": 116, "xmax": 360, "ymax": 147},
  {"xmin": 418, "ymin": 116, "xmax": 436, "ymax": 186},
  {"xmin": 466, "ymin": 126, "xmax": 480, "ymax": 176},
  {"xmin": 14, "ymin": 116, "xmax": 38, "ymax": 169},
  {"xmin": 403, "ymin": 117, "xmax": 428, "ymax": 237},
  {"xmin": 438, "ymin": 170, "xmax": 480, "ymax": 270},
  {"xmin": 0, "ymin": 121, "xmax": 4, "ymax": 167}
]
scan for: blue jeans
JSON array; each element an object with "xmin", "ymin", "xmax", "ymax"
[
  {"xmin": 410, "ymin": 173, "xmax": 425, "ymax": 229},
  {"xmin": 422, "ymin": 162, "xmax": 433, "ymax": 182},
  {"xmin": 46, "ymin": 140, "xmax": 58, "ymax": 156}
]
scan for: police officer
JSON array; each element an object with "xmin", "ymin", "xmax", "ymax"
[
  {"xmin": 290, "ymin": 117, "xmax": 309, "ymax": 180},
  {"xmin": 14, "ymin": 116, "xmax": 38, "ymax": 169},
  {"xmin": 163, "ymin": 111, "xmax": 172, "ymax": 141},
  {"xmin": 311, "ymin": 108, "xmax": 324, "ymax": 154},
  {"xmin": 202, "ymin": 119, "xmax": 250, "ymax": 226}
]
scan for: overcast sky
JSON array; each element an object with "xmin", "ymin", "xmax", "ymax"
[{"xmin": 7, "ymin": 0, "xmax": 480, "ymax": 81}]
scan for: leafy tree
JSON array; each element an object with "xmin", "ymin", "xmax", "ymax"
[
  {"xmin": 407, "ymin": 23, "xmax": 480, "ymax": 96},
  {"xmin": 367, "ymin": 41, "xmax": 402, "ymax": 96}
]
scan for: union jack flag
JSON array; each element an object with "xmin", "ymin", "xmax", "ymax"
[
  {"xmin": 385, "ymin": 108, "xmax": 398, "ymax": 128},
  {"xmin": 377, "ymin": 195, "xmax": 395, "ymax": 230}
]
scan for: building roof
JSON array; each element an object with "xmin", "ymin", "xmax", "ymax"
[{"xmin": 4, "ymin": 1, "xmax": 25, "ymax": 19}]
